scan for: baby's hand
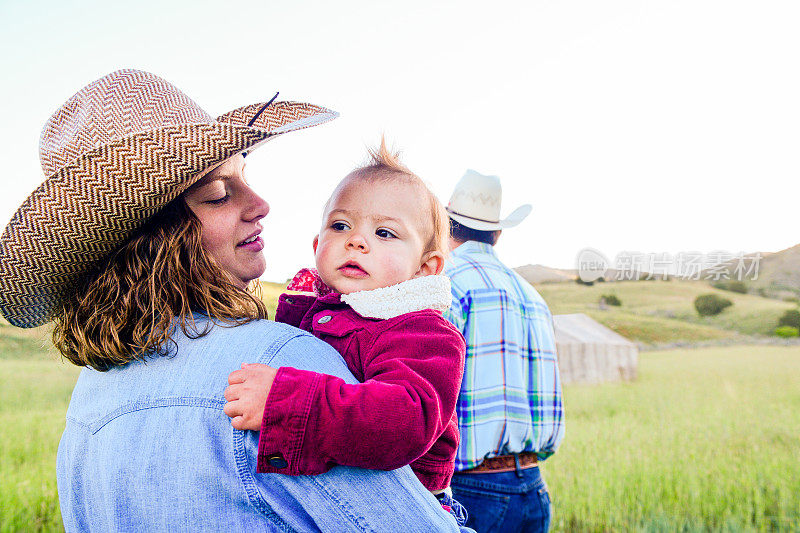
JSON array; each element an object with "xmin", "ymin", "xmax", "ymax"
[{"xmin": 223, "ymin": 363, "xmax": 278, "ymax": 431}]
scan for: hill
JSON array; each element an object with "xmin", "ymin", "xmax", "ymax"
[
  {"xmin": 514, "ymin": 264, "xmax": 576, "ymax": 284},
  {"xmin": 730, "ymin": 243, "xmax": 800, "ymax": 299},
  {"xmin": 515, "ymin": 242, "xmax": 800, "ymax": 300},
  {"xmin": 533, "ymin": 279, "xmax": 797, "ymax": 345}
]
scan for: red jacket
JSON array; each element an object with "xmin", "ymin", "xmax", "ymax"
[{"xmin": 256, "ymin": 290, "xmax": 466, "ymax": 491}]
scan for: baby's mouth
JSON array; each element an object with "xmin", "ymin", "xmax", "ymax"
[{"xmin": 338, "ymin": 261, "xmax": 368, "ymax": 278}]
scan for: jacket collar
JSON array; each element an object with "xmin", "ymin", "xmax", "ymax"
[{"xmin": 340, "ymin": 275, "xmax": 451, "ymax": 320}]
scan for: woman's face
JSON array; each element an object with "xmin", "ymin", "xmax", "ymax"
[{"xmin": 183, "ymin": 155, "xmax": 269, "ymax": 288}]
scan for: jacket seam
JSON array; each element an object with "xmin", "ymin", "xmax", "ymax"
[
  {"xmin": 88, "ymin": 397, "xmax": 224, "ymax": 434},
  {"xmin": 235, "ymin": 328, "xmax": 306, "ymax": 530},
  {"xmin": 261, "ymin": 330, "xmax": 311, "ymax": 365},
  {"xmin": 232, "ymin": 428, "xmax": 295, "ymax": 531},
  {"xmin": 306, "ymin": 475, "xmax": 370, "ymax": 532}
]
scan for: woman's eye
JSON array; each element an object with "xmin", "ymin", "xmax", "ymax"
[
  {"xmin": 206, "ymin": 194, "xmax": 230, "ymax": 205},
  {"xmin": 331, "ymin": 222, "xmax": 350, "ymax": 231},
  {"xmin": 376, "ymin": 228, "xmax": 397, "ymax": 239}
]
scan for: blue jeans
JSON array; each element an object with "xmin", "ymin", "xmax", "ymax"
[
  {"xmin": 451, "ymin": 466, "xmax": 551, "ymax": 533},
  {"xmin": 436, "ymin": 490, "xmax": 470, "ymax": 528}
]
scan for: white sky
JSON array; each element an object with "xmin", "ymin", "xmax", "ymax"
[{"xmin": 1, "ymin": 0, "xmax": 798, "ymax": 282}]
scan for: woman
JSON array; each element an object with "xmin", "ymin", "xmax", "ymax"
[{"xmin": 0, "ymin": 69, "xmax": 463, "ymax": 532}]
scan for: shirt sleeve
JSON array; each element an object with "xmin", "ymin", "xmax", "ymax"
[{"xmin": 256, "ymin": 313, "xmax": 466, "ymax": 475}]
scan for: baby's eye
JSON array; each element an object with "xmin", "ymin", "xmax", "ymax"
[
  {"xmin": 331, "ymin": 221, "xmax": 351, "ymax": 231},
  {"xmin": 206, "ymin": 194, "xmax": 230, "ymax": 205},
  {"xmin": 376, "ymin": 228, "xmax": 397, "ymax": 239}
]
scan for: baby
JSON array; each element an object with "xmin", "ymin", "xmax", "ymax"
[{"xmin": 223, "ymin": 141, "xmax": 467, "ymax": 521}]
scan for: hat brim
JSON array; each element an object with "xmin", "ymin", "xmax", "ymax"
[
  {"xmin": 0, "ymin": 102, "xmax": 337, "ymax": 328},
  {"xmin": 447, "ymin": 204, "xmax": 532, "ymax": 231}
]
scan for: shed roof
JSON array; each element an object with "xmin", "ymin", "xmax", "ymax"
[{"xmin": 553, "ymin": 313, "xmax": 636, "ymax": 346}]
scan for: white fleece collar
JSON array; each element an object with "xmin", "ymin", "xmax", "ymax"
[{"xmin": 340, "ymin": 275, "xmax": 452, "ymax": 319}]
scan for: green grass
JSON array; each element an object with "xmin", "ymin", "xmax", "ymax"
[
  {"xmin": 0, "ymin": 359, "xmax": 79, "ymax": 531},
  {"xmin": 0, "ymin": 322, "xmax": 59, "ymax": 361},
  {"xmin": 260, "ymin": 280, "xmax": 287, "ymax": 318},
  {"xmin": 536, "ymin": 280, "xmax": 797, "ymax": 343},
  {"xmin": 2, "ymin": 336, "xmax": 798, "ymax": 531},
  {"xmin": 542, "ymin": 345, "xmax": 800, "ymax": 532}
]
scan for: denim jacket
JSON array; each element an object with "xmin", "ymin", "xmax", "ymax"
[{"xmin": 57, "ymin": 316, "xmax": 461, "ymax": 532}]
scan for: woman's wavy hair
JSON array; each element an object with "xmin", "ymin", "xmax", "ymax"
[{"xmin": 52, "ymin": 197, "xmax": 268, "ymax": 371}]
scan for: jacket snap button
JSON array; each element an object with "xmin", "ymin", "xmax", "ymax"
[
  {"xmin": 285, "ymin": 297, "xmax": 294, "ymax": 305},
  {"xmin": 266, "ymin": 453, "xmax": 288, "ymax": 469},
  {"xmin": 318, "ymin": 315, "xmax": 332, "ymax": 324}
]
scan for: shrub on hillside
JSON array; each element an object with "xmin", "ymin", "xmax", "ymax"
[
  {"xmin": 778, "ymin": 309, "xmax": 800, "ymax": 330},
  {"xmin": 712, "ymin": 280, "xmax": 748, "ymax": 294},
  {"xmin": 601, "ymin": 294, "xmax": 622, "ymax": 306},
  {"xmin": 694, "ymin": 294, "xmax": 733, "ymax": 317},
  {"xmin": 774, "ymin": 326, "xmax": 799, "ymax": 338}
]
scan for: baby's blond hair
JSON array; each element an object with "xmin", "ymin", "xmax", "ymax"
[{"xmin": 343, "ymin": 137, "xmax": 449, "ymax": 257}]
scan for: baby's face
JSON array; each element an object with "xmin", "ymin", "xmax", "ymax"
[{"xmin": 314, "ymin": 177, "xmax": 430, "ymax": 295}]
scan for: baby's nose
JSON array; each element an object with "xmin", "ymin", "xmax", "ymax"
[{"xmin": 346, "ymin": 234, "xmax": 368, "ymax": 250}]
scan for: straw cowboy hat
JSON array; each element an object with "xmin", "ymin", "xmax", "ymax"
[
  {"xmin": 446, "ymin": 169, "xmax": 532, "ymax": 231},
  {"xmin": 0, "ymin": 69, "xmax": 337, "ymax": 328}
]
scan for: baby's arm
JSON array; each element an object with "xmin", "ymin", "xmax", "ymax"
[
  {"xmin": 222, "ymin": 294, "xmax": 318, "ymax": 431},
  {"xmin": 253, "ymin": 313, "xmax": 466, "ymax": 476}
]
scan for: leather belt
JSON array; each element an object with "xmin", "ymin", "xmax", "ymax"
[{"xmin": 461, "ymin": 452, "xmax": 539, "ymax": 474}]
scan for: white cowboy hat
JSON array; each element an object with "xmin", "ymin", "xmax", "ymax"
[
  {"xmin": 446, "ymin": 169, "xmax": 532, "ymax": 231},
  {"xmin": 0, "ymin": 69, "xmax": 337, "ymax": 328}
]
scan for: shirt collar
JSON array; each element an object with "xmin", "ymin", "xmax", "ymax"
[{"xmin": 452, "ymin": 240, "xmax": 497, "ymax": 258}]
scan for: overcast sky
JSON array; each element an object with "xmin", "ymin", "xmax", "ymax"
[{"xmin": 1, "ymin": 0, "xmax": 797, "ymax": 282}]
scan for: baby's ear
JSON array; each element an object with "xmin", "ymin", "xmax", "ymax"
[
  {"xmin": 312, "ymin": 235, "xmax": 319, "ymax": 254},
  {"xmin": 415, "ymin": 251, "xmax": 445, "ymax": 278}
]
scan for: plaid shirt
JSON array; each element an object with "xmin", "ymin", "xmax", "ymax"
[{"xmin": 443, "ymin": 241, "xmax": 564, "ymax": 471}]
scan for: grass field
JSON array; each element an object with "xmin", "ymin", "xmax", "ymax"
[
  {"xmin": 542, "ymin": 345, "xmax": 800, "ymax": 531},
  {"xmin": 535, "ymin": 280, "xmax": 798, "ymax": 344},
  {"xmin": 2, "ymin": 330, "xmax": 798, "ymax": 531}
]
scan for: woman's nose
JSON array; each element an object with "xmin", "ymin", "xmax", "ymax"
[
  {"xmin": 345, "ymin": 233, "xmax": 368, "ymax": 252},
  {"xmin": 244, "ymin": 188, "xmax": 269, "ymax": 221}
]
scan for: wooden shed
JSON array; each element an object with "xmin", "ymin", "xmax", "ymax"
[{"xmin": 553, "ymin": 313, "xmax": 638, "ymax": 384}]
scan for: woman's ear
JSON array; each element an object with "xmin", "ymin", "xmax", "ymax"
[
  {"xmin": 414, "ymin": 251, "xmax": 445, "ymax": 278},
  {"xmin": 312, "ymin": 235, "xmax": 319, "ymax": 254}
]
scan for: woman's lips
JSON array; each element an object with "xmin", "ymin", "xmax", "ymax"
[
  {"xmin": 338, "ymin": 263, "xmax": 368, "ymax": 278},
  {"xmin": 237, "ymin": 236, "xmax": 264, "ymax": 251}
]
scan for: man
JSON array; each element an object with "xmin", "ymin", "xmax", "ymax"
[{"xmin": 443, "ymin": 169, "xmax": 565, "ymax": 533}]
